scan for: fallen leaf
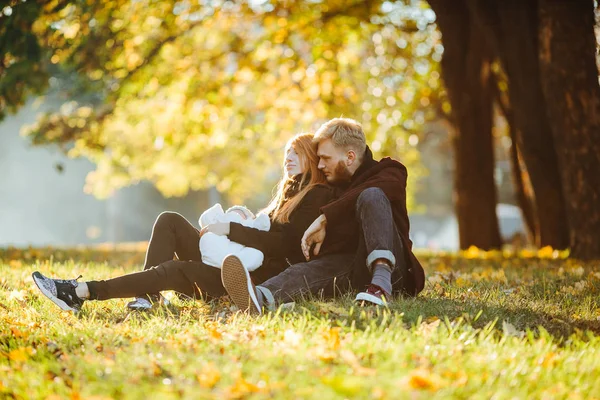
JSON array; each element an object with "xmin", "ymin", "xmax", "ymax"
[
  {"xmin": 340, "ymin": 349, "xmax": 376, "ymax": 376},
  {"xmin": 196, "ymin": 363, "xmax": 221, "ymax": 388},
  {"xmin": 407, "ymin": 368, "xmax": 440, "ymax": 391},
  {"xmin": 9, "ymin": 347, "xmax": 32, "ymax": 362},
  {"xmin": 502, "ymin": 321, "xmax": 525, "ymax": 338},
  {"xmin": 227, "ymin": 376, "xmax": 262, "ymax": 398}
]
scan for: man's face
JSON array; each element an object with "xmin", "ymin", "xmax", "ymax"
[{"xmin": 317, "ymin": 139, "xmax": 353, "ymax": 185}]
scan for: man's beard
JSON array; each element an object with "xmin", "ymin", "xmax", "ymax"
[{"xmin": 327, "ymin": 161, "xmax": 353, "ymax": 185}]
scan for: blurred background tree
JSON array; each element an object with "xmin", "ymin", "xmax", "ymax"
[
  {"xmin": 2, "ymin": 0, "xmax": 442, "ymax": 211},
  {"xmin": 2, "ymin": 0, "xmax": 599, "ymax": 259},
  {"xmin": 428, "ymin": 0, "xmax": 600, "ymax": 259}
]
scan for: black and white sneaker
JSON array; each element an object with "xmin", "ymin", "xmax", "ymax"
[{"xmin": 32, "ymin": 271, "xmax": 85, "ymax": 312}]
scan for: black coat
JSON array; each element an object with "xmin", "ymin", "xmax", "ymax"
[
  {"xmin": 228, "ymin": 184, "xmax": 334, "ymax": 283},
  {"xmin": 319, "ymin": 147, "xmax": 425, "ymax": 296}
]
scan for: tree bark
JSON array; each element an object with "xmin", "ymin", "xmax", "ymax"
[
  {"xmin": 428, "ymin": 0, "xmax": 503, "ymax": 250},
  {"xmin": 468, "ymin": 0, "xmax": 570, "ymax": 249},
  {"xmin": 538, "ymin": 0, "xmax": 600, "ymax": 260},
  {"xmin": 508, "ymin": 131, "xmax": 538, "ymax": 245},
  {"xmin": 494, "ymin": 87, "xmax": 538, "ymax": 244}
]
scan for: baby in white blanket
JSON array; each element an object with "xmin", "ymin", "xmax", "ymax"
[{"xmin": 198, "ymin": 204, "xmax": 270, "ymax": 271}]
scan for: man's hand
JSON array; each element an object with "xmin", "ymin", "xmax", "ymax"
[
  {"xmin": 199, "ymin": 222, "xmax": 230, "ymax": 238},
  {"xmin": 301, "ymin": 214, "xmax": 327, "ymax": 260}
]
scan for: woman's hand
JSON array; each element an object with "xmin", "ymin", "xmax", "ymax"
[
  {"xmin": 301, "ymin": 214, "xmax": 327, "ymax": 260},
  {"xmin": 199, "ymin": 222, "xmax": 230, "ymax": 238}
]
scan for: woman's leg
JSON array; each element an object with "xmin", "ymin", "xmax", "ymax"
[
  {"xmin": 132, "ymin": 212, "xmax": 201, "ymax": 304},
  {"xmin": 143, "ymin": 212, "xmax": 202, "ymax": 269},
  {"xmin": 87, "ymin": 260, "xmax": 226, "ymax": 301}
]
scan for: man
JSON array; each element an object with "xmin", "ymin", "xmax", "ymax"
[{"xmin": 221, "ymin": 118, "xmax": 425, "ymax": 314}]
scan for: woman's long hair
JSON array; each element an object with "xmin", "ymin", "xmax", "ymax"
[{"xmin": 262, "ymin": 133, "xmax": 328, "ymax": 224}]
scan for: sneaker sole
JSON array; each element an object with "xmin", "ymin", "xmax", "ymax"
[
  {"xmin": 355, "ymin": 291, "xmax": 388, "ymax": 307},
  {"xmin": 32, "ymin": 272, "xmax": 79, "ymax": 313},
  {"xmin": 126, "ymin": 299, "xmax": 153, "ymax": 310},
  {"xmin": 221, "ymin": 255, "xmax": 261, "ymax": 315},
  {"xmin": 127, "ymin": 305, "xmax": 153, "ymax": 310}
]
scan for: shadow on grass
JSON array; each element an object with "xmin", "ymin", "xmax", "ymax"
[
  {"xmin": 400, "ymin": 296, "xmax": 600, "ymax": 338},
  {"xmin": 292, "ymin": 293, "xmax": 600, "ymax": 343},
  {"xmin": 70, "ymin": 290, "xmax": 600, "ymax": 344}
]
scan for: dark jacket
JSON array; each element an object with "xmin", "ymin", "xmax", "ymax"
[
  {"xmin": 319, "ymin": 147, "xmax": 425, "ymax": 296},
  {"xmin": 228, "ymin": 183, "xmax": 334, "ymax": 284}
]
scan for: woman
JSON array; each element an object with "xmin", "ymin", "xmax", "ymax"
[{"xmin": 32, "ymin": 133, "xmax": 333, "ymax": 313}]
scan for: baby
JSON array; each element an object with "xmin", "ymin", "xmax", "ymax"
[{"xmin": 198, "ymin": 204, "xmax": 270, "ymax": 271}]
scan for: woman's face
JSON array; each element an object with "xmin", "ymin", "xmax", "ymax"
[{"xmin": 284, "ymin": 146, "xmax": 304, "ymax": 178}]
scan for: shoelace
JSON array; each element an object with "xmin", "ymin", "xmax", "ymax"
[{"xmin": 56, "ymin": 275, "xmax": 83, "ymax": 286}]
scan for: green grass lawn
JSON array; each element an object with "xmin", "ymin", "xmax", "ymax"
[{"xmin": 1, "ymin": 247, "xmax": 600, "ymax": 399}]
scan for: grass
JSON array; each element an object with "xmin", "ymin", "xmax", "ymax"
[{"xmin": 1, "ymin": 246, "xmax": 600, "ymax": 399}]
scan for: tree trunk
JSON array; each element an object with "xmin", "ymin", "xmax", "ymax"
[
  {"xmin": 508, "ymin": 125, "xmax": 538, "ymax": 245},
  {"xmin": 491, "ymin": 70, "xmax": 538, "ymax": 244},
  {"xmin": 468, "ymin": 0, "xmax": 570, "ymax": 249},
  {"xmin": 538, "ymin": 0, "xmax": 600, "ymax": 260},
  {"xmin": 428, "ymin": 0, "xmax": 503, "ymax": 250}
]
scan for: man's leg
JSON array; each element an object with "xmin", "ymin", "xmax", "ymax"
[
  {"xmin": 221, "ymin": 253, "xmax": 354, "ymax": 314},
  {"xmin": 259, "ymin": 253, "xmax": 355, "ymax": 303},
  {"xmin": 353, "ymin": 187, "xmax": 408, "ymax": 304}
]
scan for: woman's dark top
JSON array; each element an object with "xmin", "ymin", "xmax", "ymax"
[{"xmin": 228, "ymin": 182, "xmax": 333, "ymax": 283}]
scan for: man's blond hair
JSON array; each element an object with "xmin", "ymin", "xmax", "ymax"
[{"xmin": 313, "ymin": 118, "xmax": 367, "ymax": 158}]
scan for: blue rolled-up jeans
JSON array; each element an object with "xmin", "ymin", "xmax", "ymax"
[{"xmin": 260, "ymin": 187, "xmax": 409, "ymax": 303}]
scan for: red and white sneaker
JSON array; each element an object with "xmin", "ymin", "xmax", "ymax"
[{"xmin": 355, "ymin": 284, "xmax": 391, "ymax": 306}]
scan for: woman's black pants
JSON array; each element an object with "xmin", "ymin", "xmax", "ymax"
[{"xmin": 87, "ymin": 212, "xmax": 227, "ymax": 300}]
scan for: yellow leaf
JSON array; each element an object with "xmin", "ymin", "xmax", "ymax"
[
  {"xmin": 207, "ymin": 326, "xmax": 222, "ymax": 340},
  {"xmin": 314, "ymin": 345, "xmax": 336, "ymax": 363},
  {"xmin": 8, "ymin": 347, "xmax": 31, "ymax": 362},
  {"xmin": 197, "ymin": 363, "xmax": 221, "ymax": 388},
  {"xmin": 323, "ymin": 327, "xmax": 341, "ymax": 350},
  {"xmin": 407, "ymin": 369, "xmax": 440, "ymax": 391},
  {"xmin": 537, "ymin": 246, "xmax": 555, "ymax": 258},
  {"xmin": 10, "ymin": 327, "xmax": 25, "ymax": 338},
  {"xmin": 227, "ymin": 376, "xmax": 262, "ymax": 398},
  {"xmin": 464, "ymin": 246, "xmax": 481, "ymax": 259},
  {"xmin": 538, "ymin": 352, "xmax": 557, "ymax": 368}
]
